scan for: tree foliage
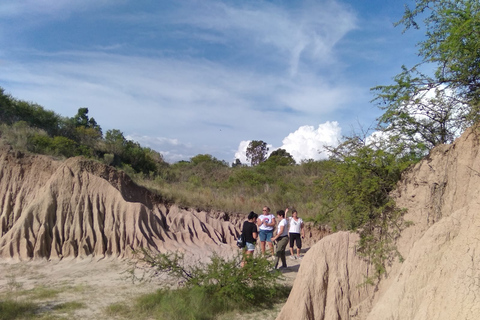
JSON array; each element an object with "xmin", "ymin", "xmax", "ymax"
[
  {"xmin": 265, "ymin": 148, "xmax": 296, "ymax": 167},
  {"xmin": 133, "ymin": 250, "xmax": 284, "ymax": 305},
  {"xmin": 372, "ymin": 0, "xmax": 480, "ymax": 151},
  {"xmin": 0, "ymin": 88, "xmax": 61, "ymax": 136},
  {"xmin": 0, "ymin": 88, "xmax": 167, "ymax": 175},
  {"xmin": 246, "ymin": 140, "xmax": 269, "ymax": 166},
  {"xmin": 319, "ymin": 135, "xmax": 418, "ymax": 278},
  {"xmin": 321, "ymin": 136, "xmax": 416, "ymax": 230},
  {"xmin": 231, "ymin": 158, "xmax": 243, "ymax": 167}
]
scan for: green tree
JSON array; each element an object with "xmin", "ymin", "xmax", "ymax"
[
  {"xmin": 265, "ymin": 148, "xmax": 296, "ymax": 166},
  {"xmin": 59, "ymin": 108, "xmax": 102, "ymax": 143},
  {"xmin": 232, "ymin": 158, "xmax": 243, "ymax": 167},
  {"xmin": 321, "ymin": 135, "xmax": 417, "ymax": 278},
  {"xmin": 372, "ymin": 0, "xmax": 480, "ymax": 151},
  {"xmin": 123, "ymin": 140, "xmax": 157, "ymax": 174},
  {"xmin": 72, "ymin": 108, "xmax": 102, "ymax": 132},
  {"xmin": 105, "ymin": 129, "xmax": 126, "ymax": 155},
  {"xmin": 0, "ymin": 87, "xmax": 14, "ymax": 124},
  {"xmin": 246, "ymin": 140, "xmax": 269, "ymax": 166},
  {"xmin": 0, "ymin": 88, "xmax": 61, "ymax": 136},
  {"xmin": 51, "ymin": 136, "xmax": 80, "ymax": 157},
  {"xmin": 190, "ymin": 154, "xmax": 226, "ymax": 167}
]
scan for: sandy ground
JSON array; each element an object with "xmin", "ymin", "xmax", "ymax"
[
  {"xmin": 0, "ymin": 257, "xmax": 163, "ymax": 319},
  {"xmin": 0, "ymin": 251, "xmax": 305, "ymax": 319}
]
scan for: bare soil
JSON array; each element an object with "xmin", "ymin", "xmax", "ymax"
[{"xmin": 0, "ymin": 252, "xmax": 305, "ymax": 319}]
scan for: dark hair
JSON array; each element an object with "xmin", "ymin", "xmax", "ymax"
[
  {"xmin": 276, "ymin": 210, "xmax": 285, "ymax": 218},
  {"xmin": 248, "ymin": 211, "xmax": 258, "ymax": 220}
]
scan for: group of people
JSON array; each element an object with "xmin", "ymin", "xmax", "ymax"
[{"xmin": 241, "ymin": 206, "xmax": 305, "ymax": 269}]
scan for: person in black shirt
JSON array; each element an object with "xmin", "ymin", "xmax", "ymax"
[{"xmin": 241, "ymin": 211, "xmax": 258, "ymax": 267}]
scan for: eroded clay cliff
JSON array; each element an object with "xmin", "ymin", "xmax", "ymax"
[
  {"xmin": 277, "ymin": 125, "xmax": 480, "ymax": 320},
  {"xmin": 0, "ymin": 145, "xmax": 238, "ymax": 261}
]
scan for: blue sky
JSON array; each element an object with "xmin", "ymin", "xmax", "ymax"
[{"xmin": 0, "ymin": 0, "xmax": 422, "ymax": 164}]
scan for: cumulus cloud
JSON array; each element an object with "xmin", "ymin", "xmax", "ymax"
[
  {"xmin": 235, "ymin": 121, "xmax": 342, "ymax": 165},
  {"xmin": 280, "ymin": 121, "xmax": 342, "ymax": 162},
  {"xmin": 234, "ymin": 140, "xmax": 251, "ymax": 164}
]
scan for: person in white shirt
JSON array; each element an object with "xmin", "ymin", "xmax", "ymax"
[
  {"xmin": 257, "ymin": 206, "xmax": 276, "ymax": 257},
  {"xmin": 271, "ymin": 210, "xmax": 289, "ymax": 269},
  {"xmin": 286, "ymin": 208, "xmax": 305, "ymax": 260}
]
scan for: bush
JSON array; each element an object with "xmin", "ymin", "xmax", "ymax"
[
  {"xmin": 50, "ymin": 136, "xmax": 79, "ymax": 157},
  {"xmin": 317, "ymin": 136, "xmax": 418, "ymax": 279},
  {"xmin": 128, "ymin": 250, "xmax": 290, "ymax": 319}
]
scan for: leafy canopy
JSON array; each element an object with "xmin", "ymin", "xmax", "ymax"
[
  {"xmin": 318, "ymin": 133, "xmax": 418, "ymax": 278},
  {"xmin": 372, "ymin": 0, "xmax": 480, "ymax": 152},
  {"xmin": 246, "ymin": 140, "xmax": 269, "ymax": 166},
  {"xmin": 265, "ymin": 148, "xmax": 296, "ymax": 167}
]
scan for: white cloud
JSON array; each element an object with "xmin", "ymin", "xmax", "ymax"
[
  {"xmin": 280, "ymin": 121, "xmax": 342, "ymax": 162},
  {"xmin": 171, "ymin": 1, "xmax": 357, "ymax": 75},
  {"xmin": 235, "ymin": 121, "xmax": 342, "ymax": 165},
  {"xmin": 234, "ymin": 140, "xmax": 251, "ymax": 164}
]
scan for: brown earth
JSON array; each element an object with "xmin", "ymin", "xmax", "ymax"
[
  {"xmin": 0, "ymin": 144, "xmax": 240, "ymax": 263},
  {"xmin": 276, "ymin": 125, "xmax": 480, "ymax": 320},
  {"xmin": 0, "ymin": 251, "xmax": 305, "ymax": 319},
  {"xmin": 0, "ymin": 141, "xmax": 325, "ymax": 318}
]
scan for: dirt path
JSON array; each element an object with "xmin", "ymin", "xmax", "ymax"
[{"xmin": 0, "ymin": 253, "xmax": 304, "ymax": 319}]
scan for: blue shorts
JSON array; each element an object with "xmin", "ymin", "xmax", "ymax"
[
  {"xmin": 259, "ymin": 229, "xmax": 273, "ymax": 242},
  {"xmin": 245, "ymin": 242, "xmax": 256, "ymax": 251}
]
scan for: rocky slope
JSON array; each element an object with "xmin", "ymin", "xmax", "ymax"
[
  {"xmin": 0, "ymin": 144, "xmax": 238, "ymax": 261},
  {"xmin": 276, "ymin": 125, "xmax": 480, "ymax": 319}
]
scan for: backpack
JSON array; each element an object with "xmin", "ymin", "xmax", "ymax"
[{"xmin": 236, "ymin": 233, "xmax": 246, "ymax": 248}]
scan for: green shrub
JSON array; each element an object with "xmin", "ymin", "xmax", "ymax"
[
  {"xmin": 51, "ymin": 136, "xmax": 78, "ymax": 157},
  {"xmin": 317, "ymin": 137, "xmax": 418, "ymax": 278},
  {"xmin": 27, "ymin": 133, "xmax": 53, "ymax": 153},
  {"xmin": 103, "ymin": 153, "xmax": 115, "ymax": 166},
  {"xmin": 128, "ymin": 250, "xmax": 289, "ymax": 320},
  {"xmin": 0, "ymin": 300, "xmax": 37, "ymax": 320}
]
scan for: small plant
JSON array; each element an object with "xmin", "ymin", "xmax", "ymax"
[
  {"xmin": 126, "ymin": 249, "xmax": 290, "ymax": 319},
  {"xmin": 24, "ymin": 286, "xmax": 61, "ymax": 300},
  {"xmin": 52, "ymin": 301, "xmax": 85, "ymax": 312},
  {"xmin": 5, "ymin": 275, "xmax": 23, "ymax": 301},
  {"xmin": 104, "ymin": 303, "xmax": 130, "ymax": 317},
  {"xmin": 0, "ymin": 300, "xmax": 38, "ymax": 320}
]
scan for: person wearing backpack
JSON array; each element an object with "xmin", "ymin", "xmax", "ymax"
[{"xmin": 241, "ymin": 211, "xmax": 258, "ymax": 267}]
